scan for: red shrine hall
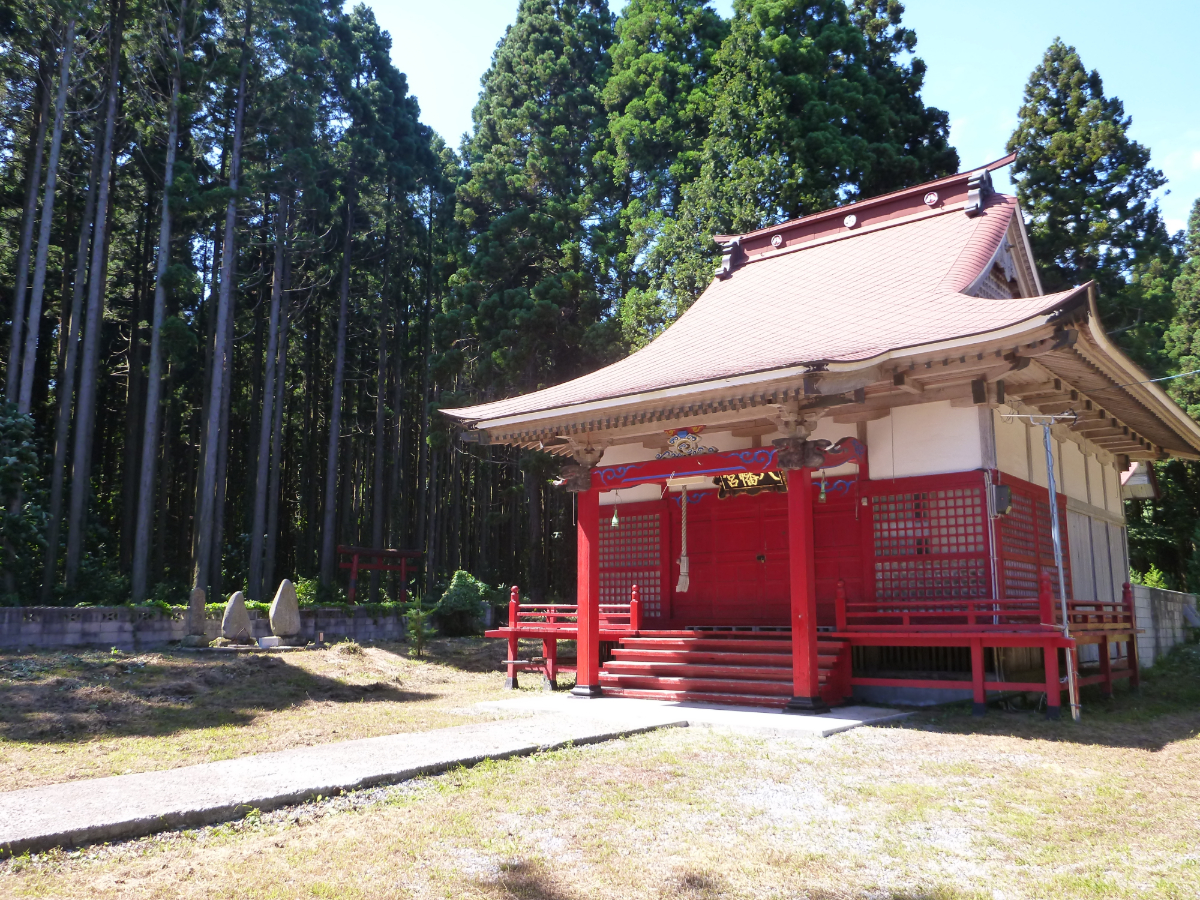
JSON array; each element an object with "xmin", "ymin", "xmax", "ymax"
[{"xmin": 443, "ymin": 157, "xmax": 1200, "ymax": 717}]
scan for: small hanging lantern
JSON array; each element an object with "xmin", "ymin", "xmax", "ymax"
[
  {"xmin": 611, "ymin": 506, "xmax": 620, "ymax": 528},
  {"xmin": 818, "ymin": 470, "xmax": 828, "ymax": 504}
]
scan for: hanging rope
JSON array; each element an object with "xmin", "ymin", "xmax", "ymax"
[{"xmin": 676, "ymin": 485, "xmax": 690, "ymax": 593}]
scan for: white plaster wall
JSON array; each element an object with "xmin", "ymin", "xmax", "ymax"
[
  {"xmin": 1104, "ymin": 465, "xmax": 1124, "ymax": 516},
  {"xmin": 1086, "ymin": 454, "xmax": 1106, "ymax": 507},
  {"xmin": 598, "ymin": 442, "xmax": 657, "ymax": 466},
  {"xmin": 599, "ymin": 483, "xmax": 662, "ymax": 507},
  {"xmin": 993, "ymin": 407, "xmax": 1029, "ymax": 482},
  {"xmin": 1027, "ymin": 431, "xmax": 1059, "ymax": 488},
  {"xmin": 1061, "ymin": 440, "xmax": 1089, "ymax": 502},
  {"xmin": 866, "ymin": 401, "xmax": 983, "ymax": 479}
]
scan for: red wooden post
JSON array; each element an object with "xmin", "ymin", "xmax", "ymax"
[
  {"xmin": 505, "ymin": 585, "xmax": 520, "ymax": 690},
  {"xmin": 572, "ymin": 488, "xmax": 602, "ymax": 697},
  {"xmin": 971, "ymin": 639, "xmax": 986, "ymax": 716},
  {"xmin": 1038, "ymin": 571, "xmax": 1054, "ymax": 626},
  {"xmin": 785, "ymin": 467, "xmax": 827, "ymax": 713},
  {"xmin": 348, "ymin": 551, "xmax": 361, "ymax": 604},
  {"xmin": 630, "ymin": 584, "xmax": 641, "ymax": 633},
  {"xmin": 1098, "ymin": 640, "xmax": 1113, "ymax": 699},
  {"xmin": 1044, "ymin": 642, "xmax": 1062, "ymax": 719},
  {"xmin": 1123, "ymin": 582, "xmax": 1140, "ymax": 689},
  {"xmin": 835, "ymin": 579, "xmax": 847, "ymax": 632},
  {"xmin": 542, "ymin": 637, "xmax": 558, "ymax": 690}
]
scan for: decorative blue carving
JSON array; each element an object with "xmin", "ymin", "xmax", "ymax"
[
  {"xmin": 655, "ymin": 428, "xmax": 718, "ymax": 459},
  {"xmin": 596, "ymin": 464, "xmax": 641, "ymax": 487}
]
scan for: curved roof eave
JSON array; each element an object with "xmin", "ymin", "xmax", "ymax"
[{"xmin": 451, "ymin": 287, "xmax": 1090, "ymax": 433}]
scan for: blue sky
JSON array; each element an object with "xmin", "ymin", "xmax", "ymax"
[{"xmin": 370, "ymin": 0, "xmax": 1199, "ymax": 233}]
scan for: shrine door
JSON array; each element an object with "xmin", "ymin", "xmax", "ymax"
[{"xmin": 666, "ymin": 491, "xmax": 790, "ymax": 627}]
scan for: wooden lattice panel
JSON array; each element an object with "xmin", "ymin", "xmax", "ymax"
[
  {"xmin": 871, "ymin": 487, "xmax": 989, "ymax": 600},
  {"xmin": 600, "ymin": 512, "xmax": 663, "ymax": 618},
  {"xmin": 997, "ymin": 479, "xmax": 1072, "ymax": 599}
]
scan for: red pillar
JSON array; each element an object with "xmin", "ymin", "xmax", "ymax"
[
  {"xmin": 785, "ymin": 468, "xmax": 828, "ymax": 713},
  {"xmin": 971, "ymin": 639, "xmax": 986, "ymax": 716},
  {"xmin": 572, "ymin": 487, "xmax": 602, "ymax": 697},
  {"xmin": 1044, "ymin": 642, "xmax": 1062, "ymax": 719}
]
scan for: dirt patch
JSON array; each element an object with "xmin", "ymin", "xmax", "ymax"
[{"xmin": 0, "ymin": 637, "xmax": 537, "ymax": 790}]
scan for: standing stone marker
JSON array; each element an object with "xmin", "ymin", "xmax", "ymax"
[
  {"xmin": 269, "ymin": 579, "xmax": 301, "ymax": 642},
  {"xmin": 181, "ymin": 588, "xmax": 209, "ymax": 647},
  {"xmin": 221, "ymin": 591, "xmax": 253, "ymax": 643}
]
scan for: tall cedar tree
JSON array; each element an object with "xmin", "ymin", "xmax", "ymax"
[
  {"xmin": 637, "ymin": 0, "xmax": 958, "ymax": 329},
  {"xmin": 599, "ymin": 0, "xmax": 727, "ymax": 345},
  {"xmin": 1007, "ymin": 38, "xmax": 1178, "ymax": 372},
  {"xmin": 450, "ymin": 0, "xmax": 617, "ymax": 395},
  {"xmin": 1128, "ymin": 200, "xmax": 1200, "ymax": 591}
]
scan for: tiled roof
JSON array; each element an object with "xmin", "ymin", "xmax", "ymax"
[{"xmin": 446, "ymin": 189, "xmax": 1081, "ymax": 425}]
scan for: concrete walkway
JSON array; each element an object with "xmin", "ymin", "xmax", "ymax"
[
  {"xmin": 480, "ymin": 695, "xmax": 908, "ymax": 738},
  {"xmin": 0, "ymin": 697, "xmax": 904, "ymax": 855}
]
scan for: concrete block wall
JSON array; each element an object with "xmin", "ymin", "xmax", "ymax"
[
  {"xmin": 1133, "ymin": 585, "xmax": 1199, "ymax": 667},
  {"xmin": 0, "ymin": 606, "xmax": 406, "ymax": 652}
]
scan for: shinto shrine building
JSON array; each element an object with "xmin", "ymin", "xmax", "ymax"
[{"xmin": 444, "ymin": 157, "xmax": 1200, "ymax": 717}]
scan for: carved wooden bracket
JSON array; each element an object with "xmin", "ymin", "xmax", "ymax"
[
  {"xmin": 558, "ymin": 464, "xmax": 593, "ymax": 493},
  {"xmin": 773, "ymin": 437, "xmax": 830, "ymax": 470}
]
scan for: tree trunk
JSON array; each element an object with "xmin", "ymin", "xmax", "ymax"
[
  {"xmin": 64, "ymin": 0, "xmax": 124, "ymax": 590},
  {"xmin": 131, "ymin": 3, "xmax": 184, "ymax": 602},
  {"xmin": 248, "ymin": 191, "xmax": 285, "ymax": 601},
  {"xmin": 6, "ymin": 53, "xmax": 51, "ymax": 403},
  {"xmin": 19, "ymin": 18, "xmax": 76, "ymax": 412},
  {"xmin": 193, "ymin": 4, "xmax": 251, "ymax": 593},
  {"xmin": 40, "ymin": 128, "xmax": 101, "ymax": 599},
  {"xmin": 264, "ymin": 236, "xmax": 290, "ymax": 593},
  {"xmin": 318, "ymin": 200, "xmax": 353, "ymax": 587},
  {"xmin": 369, "ymin": 318, "xmax": 387, "ymax": 601}
]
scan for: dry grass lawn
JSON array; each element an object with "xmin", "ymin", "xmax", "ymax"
[
  {"xmin": 2, "ymin": 642, "xmax": 1199, "ymax": 899},
  {"xmin": 0, "ymin": 637, "xmax": 553, "ymax": 791}
]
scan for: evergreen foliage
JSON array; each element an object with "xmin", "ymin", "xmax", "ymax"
[
  {"xmin": 1165, "ymin": 200, "xmax": 1200, "ymax": 419},
  {"xmin": 633, "ymin": 0, "xmax": 958, "ymax": 331},
  {"xmin": 432, "ymin": 569, "xmax": 495, "ymax": 636},
  {"xmin": 0, "ymin": 1, "xmax": 1190, "ymax": 608},
  {"xmin": 1007, "ymin": 38, "xmax": 1178, "ymax": 371},
  {"xmin": 448, "ymin": 0, "xmax": 618, "ymax": 396}
]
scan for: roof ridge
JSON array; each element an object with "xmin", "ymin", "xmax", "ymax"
[{"xmin": 716, "ymin": 154, "xmax": 1016, "ymax": 244}]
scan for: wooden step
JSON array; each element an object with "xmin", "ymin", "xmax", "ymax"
[
  {"xmin": 610, "ymin": 648, "xmax": 793, "ymax": 666},
  {"xmin": 619, "ymin": 638, "xmax": 796, "ymax": 653},
  {"xmin": 609, "ymin": 650, "xmax": 842, "ymax": 669},
  {"xmin": 598, "ymin": 673, "xmax": 826, "ymax": 695},
  {"xmin": 602, "ymin": 661, "xmax": 793, "ymax": 680},
  {"xmin": 600, "ymin": 687, "xmax": 788, "ymax": 708}
]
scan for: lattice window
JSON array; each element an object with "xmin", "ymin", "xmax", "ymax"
[
  {"xmin": 997, "ymin": 482, "xmax": 1072, "ymax": 599},
  {"xmin": 600, "ymin": 512, "xmax": 663, "ymax": 618},
  {"xmin": 871, "ymin": 488, "xmax": 988, "ymax": 600}
]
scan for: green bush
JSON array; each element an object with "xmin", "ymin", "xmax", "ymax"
[{"xmin": 432, "ymin": 570, "xmax": 495, "ymax": 637}]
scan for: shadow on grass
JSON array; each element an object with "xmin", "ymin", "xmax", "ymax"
[
  {"xmin": 0, "ymin": 650, "xmax": 436, "ymax": 746},
  {"xmin": 885, "ymin": 642, "xmax": 1200, "ymax": 751}
]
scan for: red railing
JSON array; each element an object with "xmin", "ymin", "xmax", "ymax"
[
  {"xmin": 504, "ymin": 585, "xmax": 642, "ymax": 633},
  {"xmin": 835, "ymin": 575, "xmax": 1137, "ymax": 634}
]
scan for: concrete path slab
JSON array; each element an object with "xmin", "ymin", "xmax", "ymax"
[
  {"xmin": 0, "ymin": 711, "xmax": 685, "ymax": 856},
  {"xmin": 477, "ymin": 695, "xmax": 909, "ymax": 738}
]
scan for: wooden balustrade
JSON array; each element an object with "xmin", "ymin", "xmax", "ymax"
[{"xmin": 834, "ymin": 577, "xmax": 1137, "ymax": 634}]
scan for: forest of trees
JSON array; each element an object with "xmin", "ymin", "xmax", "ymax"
[{"xmin": 1, "ymin": 0, "xmax": 1197, "ymax": 609}]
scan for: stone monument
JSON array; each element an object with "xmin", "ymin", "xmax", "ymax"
[
  {"xmin": 220, "ymin": 591, "xmax": 254, "ymax": 643},
  {"xmin": 181, "ymin": 588, "xmax": 209, "ymax": 647},
  {"xmin": 269, "ymin": 579, "xmax": 302, "ymax": 644}
]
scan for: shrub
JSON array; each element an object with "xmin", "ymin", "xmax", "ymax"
[
  {"xmin": 406, "ymin": 606, "xmax": 434, "ymax": 658},
  {"xmin": 432, "ymin": 570, "xmax": 494, "ymax": 637}
]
